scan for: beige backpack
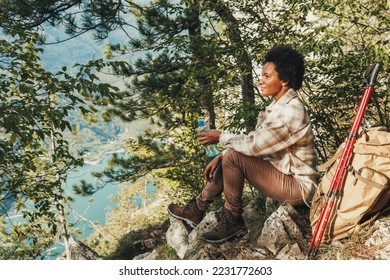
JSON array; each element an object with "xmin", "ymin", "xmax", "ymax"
[{"xmin": 310, "ymin": 126, "xmax": 390, "ymax": 243}]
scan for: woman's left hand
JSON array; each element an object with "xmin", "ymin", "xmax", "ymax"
[{"xmin": 203, "ymin": 153, "xmax": 222, "ymax": 182}]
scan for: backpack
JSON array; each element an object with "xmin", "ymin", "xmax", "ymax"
[{"xmin": 310, "ymin": 126, "xmax": 390, "ymax": 243}]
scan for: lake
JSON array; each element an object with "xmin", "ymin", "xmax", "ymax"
[
  {"xmin": 66, "ymin": 153, "xmax": 121, "ymax": 238},
  {"xmin": 47, "ymin": 152, "xmax": 121, "ymax": 259}
]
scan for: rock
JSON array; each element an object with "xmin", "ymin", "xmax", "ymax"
[
  {"xmin": 376, "ymin": 244, "xmax": 390, "ymax": 260},
  {"xmin": 133, "ymin": 238, "xmax": 158, "ymax": 250},
  {"xmin": 258, "ymin": 214, "xmax": 286, "ymax": 255},
  {"xmin": 364, "ymin": 219, "xmax": 390, "ymax": 260},
  {"xmin": 66, "ymin": 237, "xmax": 103, "ymax": 260},
  {"xmin": 236, "ymin": 247, "xmax": 268, "ymax": 260},
  {"xmin": 166, "ymin": 211, "xmax": 219, "ymax": 259},
  {"xmin": 265, "ymin": 197, "xmax": 282, "ymax": 215},
  {"xmin": 276, "ymin": 243, "xmax": 304, "ymax": 260},
  {"xmin": 257, "ymin": 203, "xmax": 305, "ymax": 259},
  {"xmin": 133, "ymin": 249, "xmax": 159, "ymax": 260},
  {"xmin": 189, "ymin": 248, "xmax": 212, "ymax": 260},
  {"xmin": 165, "ymin": 217, "xmax": 189, "ymax": 259},
  {"xmin": 364, "ymin": 220, "xmax": 390, "ymax": 247},
  {"xmin": 188, "ymin": 211, "xmax": 218, "ymax": 244}
]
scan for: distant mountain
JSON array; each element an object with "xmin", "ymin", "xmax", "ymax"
[
  {"xmin": 40, "ymin": 26, "xmax": 107, "ymax": 72},
  {"xmin": 39, "ymin": 24, "xmax": 131, "ymax": 159}
]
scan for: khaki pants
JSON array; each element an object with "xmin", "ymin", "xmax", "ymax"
[{"xmin": 197, "ymin": 148, "xmax": 304, "ymax": 216}]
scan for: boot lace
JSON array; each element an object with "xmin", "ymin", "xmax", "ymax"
[{"xmin": 214, "ymin": 210, "xmax": 230, "ymax": 232}]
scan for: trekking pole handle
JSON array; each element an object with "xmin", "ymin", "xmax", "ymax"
[{"xmin": 365, "ymin": 61, "xmax": 382, "ymax": 86}]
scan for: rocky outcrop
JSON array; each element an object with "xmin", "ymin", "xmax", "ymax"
[
  {"xmin": 166, "ymin": 210, "xmax": 219, "ymax": 259},
  {"xmin": 133, "ymin": 201, "xmax": 390, "ymax": 260},
  {"xmin": 163, "ymin": 203, "xmax": 310, "ymax": 260},
  {"xmin": 257, "ymin": 203, "xmax": 308, "ymax": 259},
  {"xmin": 59, "ymin": 237, "xmax": 104, "ymax": 260}
]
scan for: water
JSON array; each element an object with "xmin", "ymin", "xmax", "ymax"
[
  {"xmin": 45, "ymin": 152, "xmax": 121, "ymax": 258},
  {"xmin": 65, "ymin": 153, "xmax": 121, "ymax": 239},
  {"xmin": 0, "ymin": 152, "xmax": 120, "ymax": 259},
  {"xmin": 131, "ymin": 181, "xmax": 158, "ymax": 207}
]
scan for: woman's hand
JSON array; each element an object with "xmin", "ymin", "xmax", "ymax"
[
  {"xmin": 203, "ymin": 153, "xmax": 222, "ymax": 182},
  {"xmin": 197, "ymin": 130, "xmax": 222, "ymax": 146}
]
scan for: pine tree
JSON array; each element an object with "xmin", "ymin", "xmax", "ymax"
[{"xmin": 1, "ymin": 1, "xmax": 388, "ymax": 258}]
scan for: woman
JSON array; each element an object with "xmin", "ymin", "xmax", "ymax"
[{"xmin": 168, "ymin": 45, "xmax": 318, "ymax": 244}]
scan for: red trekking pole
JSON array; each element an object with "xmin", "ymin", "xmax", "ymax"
[{"xmin": 306, "ymin": 61, "xmax": 382, "ymax": 259}]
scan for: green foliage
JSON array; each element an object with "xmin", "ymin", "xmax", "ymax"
[
  {"xmin": 0, "ymin": 22, "xmax": 119, "ymax": 258},
  {"xmin": 0, "ymin": 31, "xmax": 80, "ymax": 259},
  {"xmin": 301, "ymin": 0, "xmax": 389, "ymax": 161},
  {"xmin": 0, "ymin": 0, "xmax": 388, "ymax": 259},
  {"xmin": 86, "ymin": 0, "xmax": 390, "ymax": 199}
]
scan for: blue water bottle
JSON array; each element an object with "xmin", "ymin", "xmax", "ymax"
[{"xmin": 196, "ymin": 119, "xmax": 220, "ymax": 158}]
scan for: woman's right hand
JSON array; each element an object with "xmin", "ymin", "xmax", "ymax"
[
  {"xmin": 203, "ymin": 153, "xmax": 222, "ymax": 182},
  {"xmin": 197, "ymin": 130, "xmax": 222, "ymax": 146}
]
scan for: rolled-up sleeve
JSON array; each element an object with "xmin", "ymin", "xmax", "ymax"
[{"xmin": 220, "ymin": 98, "xmax": 309, "ymax": 157}]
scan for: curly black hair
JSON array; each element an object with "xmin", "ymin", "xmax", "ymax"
[{"xmin": 264, "ymin": 45, "xmax": 305, "ymax": 90}]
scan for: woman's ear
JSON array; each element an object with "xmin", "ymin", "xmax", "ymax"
[{"xmin": 282, "ymin": 81, "xmax": 289, "ymax": 87}]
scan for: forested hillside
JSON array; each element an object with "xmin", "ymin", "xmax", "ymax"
[{"xmin": 0, "ymin": 0, "xmax": 388, "ymax": 260}]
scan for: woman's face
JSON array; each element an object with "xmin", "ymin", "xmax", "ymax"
[{"xmin": 260, "ymin": 62, "xmax": 289, "ymax": 101}]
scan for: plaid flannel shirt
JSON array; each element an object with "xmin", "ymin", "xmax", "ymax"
[{"xmin": 219, "ymin": 89, "xmax": 319, "ymax": 200}]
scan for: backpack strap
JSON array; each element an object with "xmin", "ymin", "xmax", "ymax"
[
  {"xmin": 352, "ymin": 168, "xmax": 389, "ymax": 190},
  {"xmin": 318, "ymin": 148, "xmax": 343, "ymax": 172}
]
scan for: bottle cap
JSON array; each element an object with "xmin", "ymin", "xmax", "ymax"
[{"xmin": 197, "ymin": 120, "xmax": 205, "ymax": 126}]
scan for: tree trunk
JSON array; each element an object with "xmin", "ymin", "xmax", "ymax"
[
  {"xmin": 186, "ymin": 1, "xmax": 217, "ymax": 128},
  {"xmin": 210, "ymin": 0, "xmax": 256, "ymax": 132}
]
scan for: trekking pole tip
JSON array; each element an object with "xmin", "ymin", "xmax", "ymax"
[
  {"xmin": 312, "ymin": 248, "xmax": 319, "ymax": 259},
  {"xmin": 306, "ymin": 245, "xmax": 320, "ymax": 260},
  {"xmin": 306, "ymin": 249, "xmax": 312, "ymax": 260}
]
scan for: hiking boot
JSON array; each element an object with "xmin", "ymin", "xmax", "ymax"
[
  {"xmin": 203, "ymin": 208, "xmax": 247, "ymax": 243},
  {"xmin": 167, "ymin": 199, "xmax": 205, "ymax": 228}
]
